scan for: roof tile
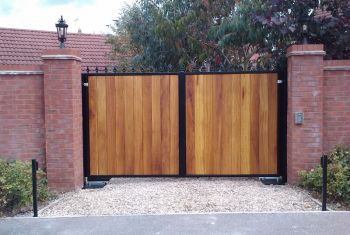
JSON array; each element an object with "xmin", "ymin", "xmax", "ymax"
[{"xmin": 0, "ymin": 27, "xmax": 115, "ymax": 67}]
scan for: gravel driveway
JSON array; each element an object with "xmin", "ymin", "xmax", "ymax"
[{"xmin": 38, "ymin": 178, "xmax": 320, "ymax": 216}]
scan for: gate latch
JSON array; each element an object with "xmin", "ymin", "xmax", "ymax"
[{"xmin": 83, "ymin": 83, "xmax": 88, "ymax": 87}]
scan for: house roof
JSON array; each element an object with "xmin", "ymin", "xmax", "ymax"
[{"xmin": 0, "ymin": 27, "xmax": 114, "ymax": 67}]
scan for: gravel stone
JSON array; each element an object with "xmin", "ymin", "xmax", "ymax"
[{"xmin": 39, "ymin": 178, "xmax": 320, "ymax": 217}]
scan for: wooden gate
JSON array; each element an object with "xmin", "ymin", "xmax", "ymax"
[
  {"xmin": 83, "ymin": 72, "xmax": 281, "ymax": 177},
  {"xmin": 87, "ymin": 75, "xmax": 179, "ymax": 175},
  {"xmin": 186, "ymin": 74, "xmax": 277, "ymax": 175}
]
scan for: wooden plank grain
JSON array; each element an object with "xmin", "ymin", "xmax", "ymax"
[
  {"xmin": 205, "ymin": 75, "xmax": 214, "ymax": 174},
  {"xmin": 240, "ymin": 74, "xmax": 251, "ymax": 174},
  {"xmin": 221, "ymin": 75, "xmax": 233, "ymax": 174},
  {"xmin": 142, "ymin": 76, "xmax": 153, "ymax": 174},
  {"xmin": 152, "ymin": 75, "xmax": 162, "ymax": 174},
  {"xmin": 96, "ymin": 76, "xmax": 108, "ymax": 175},
  {"xmin": 268, "ymin": 73, "xmax": 278, "ymax": 173},
  {"xmin": 124, "ymin": 76, "xmax": 135, "ymax": 174},
  {"xmin": 160, "ymin": 75, "xmax": 171, "ymax": 174},
  {"xmin": 231, "ymin": 74, "xmax": 241, "ymax": 174},
  {"xmin": 115, "ymin": 76, "xmax": 126, "ymax": 175},
  {"xmin": 88, "ymin": 76, "xmax": 98, "ymax": 175},
  {"xmin": 194, "ymin": 75, "xmax": 205, "ymax": 174},
  {"xmin": 212, "ymin": 75, "xmax": 223, "ymax": 174},
  {"xmin": 250, "ymin": 74, "xmax": 260, "ymax": 174},
  {"xmin": 106, "ymin": 76, "xmax": 116, "ymax": 174},
  {"xmin": 134, "ymin": 76, "xmax": 143, "ymax": 174},
  {"xmin": 258, "ymin": 74, "xmax": 269, "ymax": 174},
  {"xmin": 186, "ymin": 75, "xmax": 196, "ymax": 174}
]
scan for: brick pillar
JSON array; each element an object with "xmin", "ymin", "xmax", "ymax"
[
  {"xmin": 286, "ymin": 45, "xmax": 325, "ymax": 184},
  {"xmin": 42, "ymin": 49, "xmax": 83, "ymax": 192}
]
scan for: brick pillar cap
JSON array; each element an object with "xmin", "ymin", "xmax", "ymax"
[
  {"xmin": 286, "ymin": 44, "xmax": 325, "ymax": 57},
  {"xmin": 42, "ymin": 48, "xmax": 82, "ymax": 61}
]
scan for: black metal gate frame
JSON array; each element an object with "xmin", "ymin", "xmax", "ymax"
[{"xmin": 82, "ymin": 70, "xmax": 287, "ymax": 182}]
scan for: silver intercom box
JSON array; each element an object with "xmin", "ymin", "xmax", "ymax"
[{"xmin": 295, "ymin": 112, "xmax": 304, "ymax": 125}]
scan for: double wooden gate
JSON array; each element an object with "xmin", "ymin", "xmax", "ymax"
[{"xmin": 82, "ymin": 71, "xmax": 285, "ymax": 178}]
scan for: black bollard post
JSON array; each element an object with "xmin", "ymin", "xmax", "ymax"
[
  {"xmin": 32, "ymin": 159, "xmax": 38, "ymax": 217},
  {"xmin": 321, "ymin": 155, "xmax": 328, "ymax": 211}
]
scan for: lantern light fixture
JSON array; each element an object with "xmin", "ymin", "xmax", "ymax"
[{"xmin": 55, "ymin": 16, "xmax": 68, "ymax": 48}]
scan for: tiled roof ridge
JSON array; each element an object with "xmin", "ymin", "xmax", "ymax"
[
  {"xmin": 0, "ymin": 27, "xmax": 115, "ymax": 67},
  {"xmin": 0, "ymin": 26, "xmax": 107, "ymax": 37}
]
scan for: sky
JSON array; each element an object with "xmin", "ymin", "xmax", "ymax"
[{"xmin": 0, "ymin": 0, "xmax": 134, "ymax": 34}]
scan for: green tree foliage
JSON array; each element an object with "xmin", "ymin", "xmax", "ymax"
[
  {"xmin": 108, "ymin": 0, "xmax": 350, "ymax": 70},
  {"xmin": 254, "ymin": 0, "xmax": 350, "ymax": 59},
  {"xmin": 209, "ymin": 0, "xmax": 268, "ymax": 70},
  {"xmin": 107, "ymin": 0, "xmax": 236, "ymax": 70}
]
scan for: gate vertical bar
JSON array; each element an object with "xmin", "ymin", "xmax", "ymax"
[
  {"xmin": 178, "ymin": 72, "xmax": 187, "ymax": 176},
  {"xmin": 31, "ymin": 159, "xmax": 38, "ymax": 217},
  {"xmin": 277, "ymin": 63, "xmax": 288, "ymax": 183},
  {"xmin": 321, "ymin": 155, "xmax": 328, "ymax": 211},
  {"xmin": 82, "ymin": 74, "xmax": 90, "ymax": 181}
]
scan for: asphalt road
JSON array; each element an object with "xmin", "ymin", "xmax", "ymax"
[{"xmin": 1, "ymin": 212, "xmax": 349, "ymax": 235}]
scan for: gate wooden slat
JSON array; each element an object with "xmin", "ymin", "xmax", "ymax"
[
  {"xmin": 212, "ymin": 75, "xmax": 222, "ymax": 174},
  {"xmin": 134, "ymin": 76, "xmax": 143, "ymax": 174},
  {"xmin": 203, "ymin": 75, "xmax": 213, "ymax": 174},
  {"xmin": 185, "ymin": 75, "xmax": 196, "ymax": 174},
  {"xmin": 142, "ymin": 76, "xmax": 153, "ymax": 174},
  {"xmin": 115, "ymin": 76, "xmax": 126, "ymax": 174},
  {"xmin": 124, "ymin": 76, "xmax": 135, "ymax": 174},
  {"xmin": 231, "ymin": 74, "xmax": 241, "ymax": 173},
  {"xmin": 194, "ymin": 75, "xmax": 205, "ymax": 174},
  {"xmin": 268, "ymin": 74, "xmax": 278, "ymax": 173},
  {"xmin": 259, "ymin": 74, "xmax": 269, "ymax": 173},
  {"xmin": 240, "ymin": 74, "xmax": 251, "ymax": 174},
  {"xmin": 250, "ymin": 74, "xmax": 260, "ymax": 174},
  {"xmin": 106, "ymin": 76, "xmax": 116, "ymax": 174},
  {"xmin": 221, "ymin": 75, "xmax": 233, "ymax": 174},
  {"xmin": 96, "ymin": 76, "xmax": 108, "ymax": 175},
  {"xmin": 151, "ymin": 75, "xmax": 162, "ymax": 174},
  {"xmin": 89, "ymin": 76, "xmax": 98, "ymax": 175}
]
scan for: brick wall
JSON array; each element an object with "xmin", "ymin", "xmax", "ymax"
[
  {"xmin": 0, "ymin": 52, "xmax": 84, "ymax": 192},
  {"xmin": 287, "ymin": 45, "xmax": 350, "ymax": 184},
  {"xmin": 323, "ymin": 60, "xmax": 350, "ymax": 152},
  {"xmin": 0, "ymin": 65, "xmax": 45, "ymax": 167},
  {"xmin": 42, "ymin": 49, "xmax": 83, "ymax": 191},
  {"xmin": 1, "ymin": 45, "xmax": 349, "ymax": 191},
  {"xmin": 286, "ymin": 45, "xmax": 325, "ymax": 184}
]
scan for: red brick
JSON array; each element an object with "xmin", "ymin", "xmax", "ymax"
[
  {"xmin": 323, "ymin": 63, "xmax": 350, "ymax": 153},
  {"xmin": 42, "ymin": 49, "xmax": 83, "ymax": 192},
  {"xmin": 287, "ymin": 44, "xmax": 325, "ymax": 184},
  {"xmin": 0, "ymin": 74, "xmax": 45, "ymax": 167}
]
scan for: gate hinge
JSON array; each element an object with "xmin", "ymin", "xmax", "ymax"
[
  {"xmin": 83, "ymin": 82, "xmax": 88, "ymax": 87},
  {"xmin": 277, "ymin": 80, "xmax": 283, "ymax": 84}
]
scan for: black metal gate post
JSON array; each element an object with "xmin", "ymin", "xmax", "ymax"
[
  {"xmin": 31, "ymin": 159, "xmax": 38, "ymax": 217},
  {"xmin": 178, "ymin": 71, "xmax": 187, "ymax": 176},
  {"xmin": 321, "ymin": 155, "xmax": 328, "ymax": 211},
  {"xmin": 277, "ymin": 62, "xmax": 288, "ymax": 184},
  {"xmin": 82, "ymin": 74, "xmax": 90, "ymax": 183}
]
